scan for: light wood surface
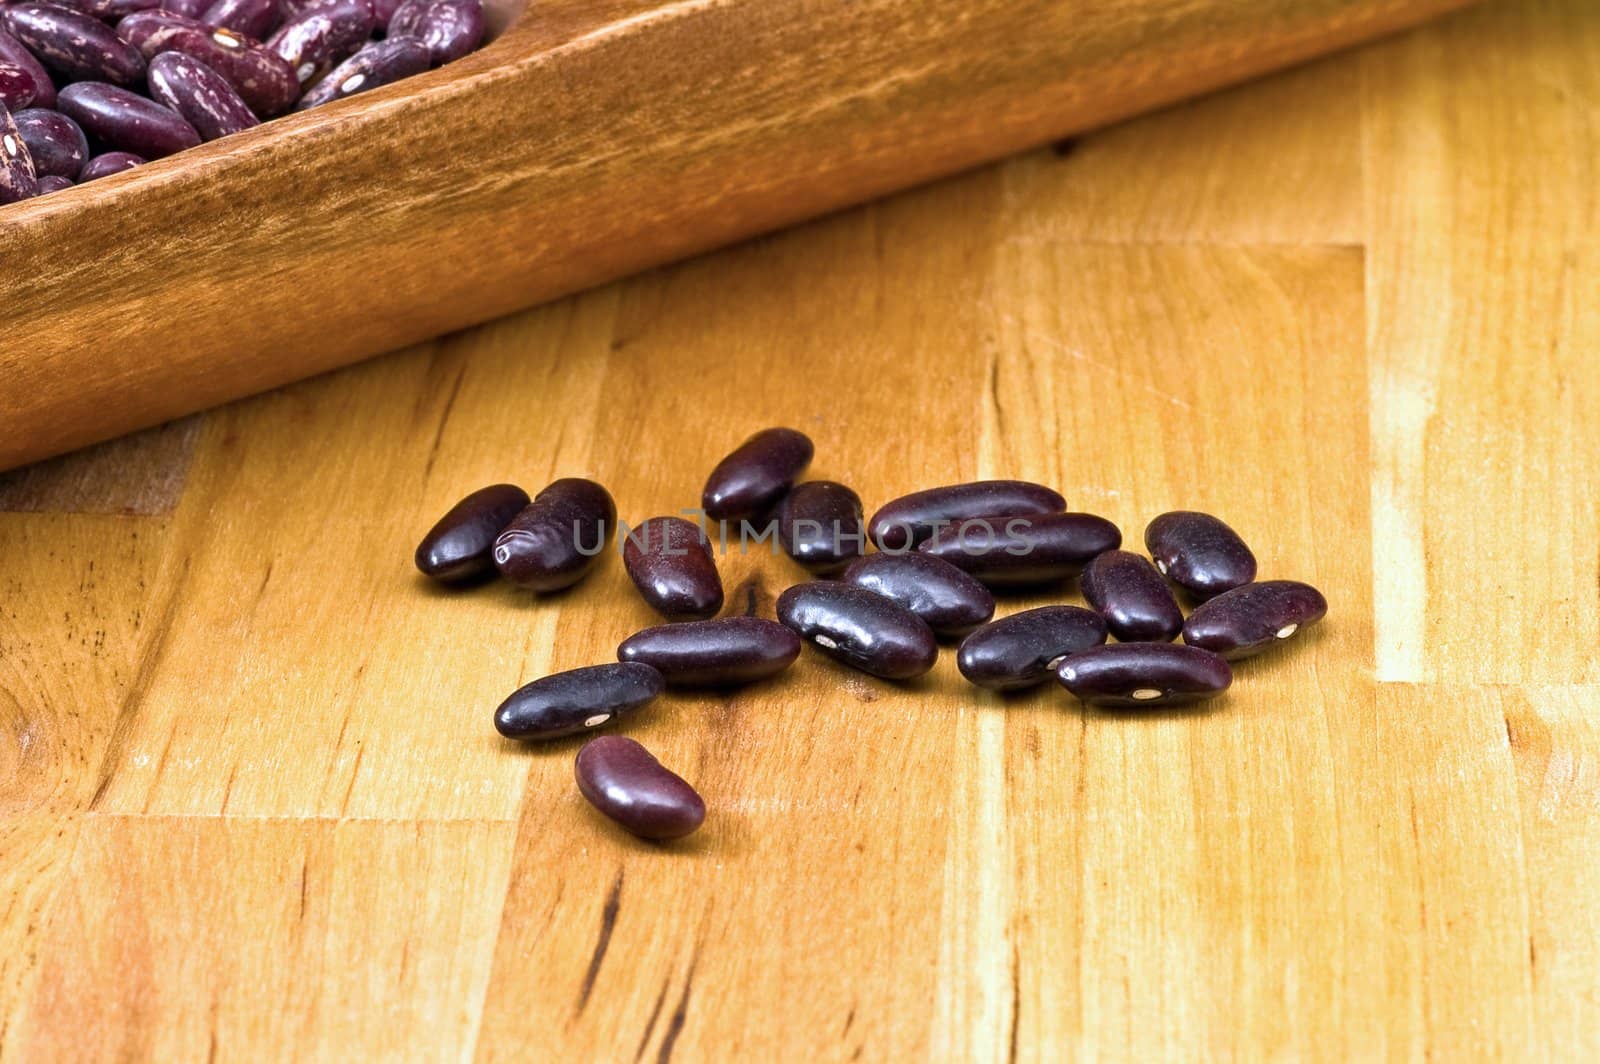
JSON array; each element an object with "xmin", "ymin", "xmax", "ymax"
[
  {"xmin": 0, "ymin": 0, "xmax": 1475, "ymax": 471},
  {"xmin": 3, "ymin": 0, "xmax": 1598, "ymax": 1058}
]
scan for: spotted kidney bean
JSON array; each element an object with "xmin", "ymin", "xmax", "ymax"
[
  {"xmin": 0, "ymin": 62, "xmax": 36, "ymax": 111},
  {"xmin": 78, "ymin": 150, "xmax": 143, "ymax": 180},
  {"xmin": 117, "ymin": 11, "xmax": 301, "ymax": 116},
  {"xmin": 0, "ymin": 103, "xmax": 38, "ymax": 204},
  {"xmin": 294, "ymin": 35, "xmax": 428, "ymax": 108},
  {"xmin": 146, "ymin": 50, "xmax": 260, "ymax": 140},
  {"xmin": 202, "ymin": 0, "xmax": 283, "ymax": 41},
  {"xmin": 80, "ymin": 0, "xmax": 163, "ymax": 17},
  {"xmin": 160, "ymin": 0, "xmax": 212, "ymax": 16},
  {"xmin": 0, "ymin": 29, "xmax": 56, "ymax": 109},
  {"xmin": 268, "ymin": 0, "xmax": 374, "ymax": 87},
  {"xmin": 387, "ymin": 0, "xmax": 484, "ymax": 66},
  {"xmin": 35, "ymin": 172, "xmax": 72, "ymax": 192},
  {"xmin": 3, "ymin": 4, "xmax": 147, "ymax": 87},
  {"xmin": 59, "ymin": 82, "xmax": 201, "ymax": 159},
  {"xmin": 12, "ymin": 108, "xmax": 88, "ymax": 179}
]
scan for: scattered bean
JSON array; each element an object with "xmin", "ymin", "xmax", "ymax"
[
  {"xmin": 147, "ymin": 50, "xmax": 261, "ymax": 141},
  {"xmin": 1144, "ymin": 511, "xmax": 1256, "ymax": 601},
  {"xmin": 622, "ymin": 516, "xmax": 723, "ymax": 621},
  {"xmin": 35, "ymin": 173, "xmax": 72, "ymax": 192},
  {"xmin": 868, "ymin": 480, "xmax": 1065, "ymax": 551},
  {"xmin": 494, "ymin": 662, "xmax": 664, "ymax": 741},
  {"xmin": 774, "ymin": 480, "xmax": 865, "ymax": 575},
  {"xmin": 841, "ymin": 552, "xmax": 994, "ymax": 638},
  {"xmin": 268, "ymin": 0, "xmax": 375, "ymax": 87},
  {"xmin": 701, "ymin": 427, "xmax": 814, "ymax": 523},
  {"xmin": 0, "ymin": 29, "xmax": 55, "ymax": 109},
  {"xmin": 81, "ymin": 0, "xmax": 163, "ymax": 17},
  {"xmin": 78, "ymin": 150, "xmax": 142, "ymax": 180},
  {"xmin": 13, "ymin": 109, "xmax": 88, "ymax": 180},
  {"xmin": 1055, "ymin": 643, "xmax": 1232, "ymax": 708},
  {"xmin": 917, "ymin": 512, "xmax": 1120, "ymax": 588},
  {"xmin": 0, "ymin": 103, "xmax": 37, "ymax": 204},
  {"xmin": 294, "ymin": 35, "xmax": 429, "ymax": 109},
  {"xmin": 386, "ymin": 0, "xmax": 483, "ymax": 65},
  {"xmin": 1080, "ymin": 549, "xmax": 1183, "ymax": 643},
  {"xmin": 492, "ymin": 477, "xmax": 615, "ymax": 592},
  {"xmin": 4, "ymin": 4, "xmax": 147, "ymax": 87},
  {"xmin": 118, "ymin": 11, "xmax": 302, "ymax": 116},
  {"xmin": 413, "ymin": 482, "xmax": 529, "ymax": 584},
  {"xmin": 617, "ymin": 617, "xmax": 800, "ymax": 687},
  {"xmin": 0, "ymin": 63, "xmax": 39, "ymax": 111},
  {"xmin": 59, "ymin": 82, "xmax": 201, "ymax": 159},
  {"xmin": 163, "ymin": 0, "xmax": 222, "ymax": 19},
  {"xmin": 202, "ymin": 0, "xmax": 283, "ymax": 41},
  {"xmin": 776, "ymin": 581, "xmax": 937, "ymax": 680},
  {"xmin": 956, "ymin": 605, "xmax": 1108, "ymax": 691},
  {"xmin": 576, "ymin": 736, "xmax": 705, "ymax": 840},
  {"xmin": 1181, "ymin": 580, "xmax": 1327, "ymax": 660}
]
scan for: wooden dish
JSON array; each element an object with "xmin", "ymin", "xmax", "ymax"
[{"xmin": 0, "ymin": 0, "xmax": 1477, "ymax": 471}]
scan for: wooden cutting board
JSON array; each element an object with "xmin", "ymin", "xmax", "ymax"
[{"xmin": 2, "ymin": 0, "xmax": 1598, "ymax": 1059}]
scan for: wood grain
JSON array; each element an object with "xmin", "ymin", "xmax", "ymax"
[
  {"xmin": 1, "ymin": 0, "xmax": 1598, "ymax": 1058},
  {"xmin": 0, "ymin": 0, "xmax": 1476, "ymax": 471}
]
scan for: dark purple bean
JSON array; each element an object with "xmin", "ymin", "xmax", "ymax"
[
  {"xmin": 58, "ymin": 82, "xmax": 200, "ymax": 159},
  {"xmin": 267, "ymin": 0, "xmax": 374, "ymax": 87},
  {"xmin": 701, "ymin": 427, "xmax": 813, "ymax": 523},
  {"xmin": 160, "ymin": 0, "xmax": 211, "ymax": 16},
  {"xmin": 576, "ymin": 736, "xmax": 705, "ymax": 841},
  {"xmin": 0, "ymin": 62, "xmax": 37, "ymax": 110},
  {"xmin": 13, "ymin": 109, "xmax": 88, "ymax": 179},
  {"xmin": 493, "ymin": 662, "xmax": 664, "ymax": 742},
  {"xmin": 1144, "ymin": 511, "xmax": 1257, "ymax": 601},
  {"xmin": 491, "ymin": 477, "xmax": 615, "ymax": 593},
  {"xmin": 80, "ymin": 0, "xmax": 162, "ymax": 18},
  {"xmin": 201, "ymin": 0, "xmax": 281, "ymax": 40},
  {"xmin": 0, "ymin": 102, "xmax": 38, "ymax": 204},
  {"xmin": 956, "ymin": 605, "xmax": 1108, "ymax": 692},
  {"xmin": 622, "ymin": 516, "xmax": 723, "ymax": 621},
  {"xmin": 78, "ymin": 149, "xmax": 142, "ymax": 179},
  {"xmin": 293, "ymin": 34, "xmax": 427, "ymax": 109},
  {"xmin": 617, "ymin": 617, "xmax": 800, "ymax": 687},
  {"xmin": 369, "ymin": 0, "xmax": 400, "ymax": 27},
  {"xmin": 917, "ymin": 513, "xmax": 1121, "ymax": 588},
  {"xmin": 841, "ymin": 552, "xmax": 994, "ymax": 639},
  {"xmin": 1055, "ymin": 643, "xmax": 1231, "ymax": 709},
  {"xmin": 1080, "ymin": 549, "xmax": 1183, "ymax": 643},
  {"xmin": 3, "ymin": 4, "xmax": 146, "ymax": 86},
  {"xmin": 868, "ymin": 480, "xmax": 1065, "ymax": 552},
  {"xmin": 0, "ymin": 29, "xmax": 56, "ymax": 109},
  {"xmin": 1181, "ymin": 580, "xmax": 1328, "ymax": 660},
  {"xmin": 35, "ymin": 172, "xmax": 72, "ymax": 192},
  {"xmin": 774, "ymin": 480, "xmax": 865, "ymax": 575},
  {"xmin": 386, "ymin": 0, "xmax": 482, "ymax": 65},
  {"xmin": 117, "ymin": 11, "xmax": 301, "ymax": 116},
  {"xmin": 146, "ymin": 50, "xmax": 260, "ymax": 140},
  {"xmin": 412, "ymin": 482, "xmax": 529, "ymax": 584},
  {"xmin": 776, "ymin": 582, "xmax": 937, "ymax": 680}
]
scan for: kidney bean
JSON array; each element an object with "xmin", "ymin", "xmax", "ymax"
[
  {"xmin": 268, "ymin": 0, "xmax": 374, "ymax": 87},
  {"xmin": 1181, "ymin": 580, "xmax": 1327, "ymax": 660},
  {"xmin": 3, "ymin": 4, "xmax": 147, "ymax": 86},
  {"xmin": 412, "ymin": 482, "xmax": 529, "ymax": 584},
  {"xmin": 80, "ymin": 0, "xmax": 162, "ymax": 17},
  {"xmin": 1055, "ymin": 643, "xmax": 1231, "ymax": 709},
  {"xmin": 0, "ymin": 29, "xmax": 55, "ymax": 109},
  {"xmin": 868, "ymin": 480, "xmax": 1065, "ymax": 551},
  {"xmin": 369, "ymin": 0, "xmax": 400, "ymax": 27},
  {"xmin": 78, "ymin": 149, "xmax": 142, "ymax": 179},
  {"xmin": 117, "ymin": 11, "xmax": 301, "ymax": 116},
  {"xmin": 701, "ymin": 427, "xmax": 814, "ymax": 523},
  {"xmin": 917, "ymin": 512, "xmax": 1120, "ymax": 588},
  {"xmin": 1080, "ymin": 549, "xmax": 1183, "ymax": 643},
  {"xmin": 387, "ymin": 0, "xmax": 482, "ymax": 65},
  {"xmin": 201, "ymin": 0, "xmax": 281, "ymax": 40},
  {"xmin": 491, "ymin": 478, "xmax": 615, "ymax": 592},
  {"xmin": 160, "ymin": 0, "xmax": 211, "ymax": 16},
  {"xmin": 493, "ymin": 662, "xmax": 664, "ymax": 742},
  {"xmin": 576, "ymin": 736, "xmax": 705, "ymax": 841},
  {"xmin": 617, "ymin": 617, "xmax": 800, "ymax": 687},
  {"xmin": 293, "ymin": 35, "xmax": 427, "ymax": 109},
  {"xmin": 622, "ymin": 516, "xmax": 723, "ymax": 621},
  {"xmin": 1144, "ymin": 511, "xmax": 1257, "ymax": 601},
  {"xmin": 35, "ymin": 172, "xmax": 72, "ymax": 192},
  {"xmin": 0, "ymin": 62, "xmax": 36, "ymax": 111},
  {"xmin": 956, "ymin": 605, "xmax": 1107, "ymax": 691},
  {"xmin": 776, "ymin": 581, "xmax": 937, "ymax": 680},
  {"xmin": 0, "ymin": 103, "xmax": 38, "ymax": 204},
  {"xmin": 841, "ymin": 552, "xmax": 994, "ymax": 639},
  {"xmin": 774, "ymin": 480, "xmax": 864, "ymax": 575},
  {"xmin": 13, "ymin": 109, "xmax": 88, "ymax": 179},
  {"xmin": 146, "ymin": 50, "xmax": 260, "ymax": 140},
  {"xmin": 58, "ymin": 82, "xmax": 200, "ymax": 159}
]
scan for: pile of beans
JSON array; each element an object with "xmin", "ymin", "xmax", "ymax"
[
  {"xmin": 415, "ymin": 427, "xmax": 1328, "ymax": 842},
  {"xmin": 0, "ymin": 0, "xmax": 485, "ymax": 203}
]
